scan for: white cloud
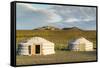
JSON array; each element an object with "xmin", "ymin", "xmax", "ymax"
[
  {"xmin": 17, "ymin": 3, "xmax": 62, "ymax": 23},
  {"xmin": 64, "ymin": 17, "xmax": 95, "ymax": 23},
  {"xmin": 82, "ymin": 17, "xmax": 95, "ymax": 22},
  {"xmin": 17, "ymin": 3, "xmax": 37, "ymax": 10},
  {"xmin": 37, "ymin": 9, "xmax": 62, "ymax": 23},
  {"xmin": 52, "ymin": 6, "xmax": 96, "ymax": 22},
  {"xmin": 65, "ymin": 18, "xmax": 80, "ymax": 23},
  {"xmin": 16, "ymin": 3, "xmax": 96, "ymax": 30}
]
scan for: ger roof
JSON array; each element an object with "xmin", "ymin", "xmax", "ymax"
[
  {"xmin": 19, "ymin": 37, "xmax": 54, "ymax": 45},
  {"xmin": 69, "ymin": 37, "xmax": 92, "ymax": 44}
]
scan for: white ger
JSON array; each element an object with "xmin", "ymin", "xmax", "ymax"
[
  {"xmin": 17, "ymin": 37, "xmax": 55, "ymax": 56},
  {"xmin": 68, "ymin": 37, "xmax": 93, "ymax": 51}
]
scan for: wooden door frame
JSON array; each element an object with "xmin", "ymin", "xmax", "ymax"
[{"xmin": 35, "ymin": 44, "xmax": 41, "ymax": 55}]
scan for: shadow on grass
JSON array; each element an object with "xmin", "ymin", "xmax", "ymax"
[{"xmin": 59, "ymin": 48, "xmax": 70, "ymax": 51}]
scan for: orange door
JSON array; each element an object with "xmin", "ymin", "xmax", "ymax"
[{"xmin": 31, "ymin": 45, "xmax": 35, "ymax": 55}]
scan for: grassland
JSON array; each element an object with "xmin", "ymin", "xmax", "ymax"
[
  {"xmin": 16, "ymin": 29, "xmax": 97, "ymax": 65},
  {"xmin": 16, "ymin": 29, "xmax": 97, "ymax": 49}
]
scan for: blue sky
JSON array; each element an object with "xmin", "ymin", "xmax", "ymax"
[{"xmin": 16, "ymin": 3, "xmax": 96, "ymax": 30}]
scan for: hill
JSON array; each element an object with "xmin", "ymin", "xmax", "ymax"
[
  {"xmin": 62, "ymin": 27, "xmax": 82, "ymax": 30},
  {"xmin": 33, "ymin": 26, "xmax": 60, "ymax": 30}
]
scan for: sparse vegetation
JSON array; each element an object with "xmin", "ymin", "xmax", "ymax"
[{"xmin": 16, "ymin": 51, "xmax": 97, "ymax": 65}]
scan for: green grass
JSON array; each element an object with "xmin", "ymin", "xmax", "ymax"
[
  {"xmin": 16, "ymin": 30, "xmax": 97, "ymax": 49},
  {"xmin": 16, "ymin": 51, "xmax": 97, "ymax": 65}
]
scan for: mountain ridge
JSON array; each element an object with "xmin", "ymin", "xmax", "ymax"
[{"xmin": 32, "ymin": 26, "xmax": 95, "ymax": 31}]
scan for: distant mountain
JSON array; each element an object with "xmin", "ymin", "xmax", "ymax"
[
  {"xmin": 33, "ymin": 26, "xmax": 61, "ymax": 30},
  {"xmin": 62, "ymin": 27, "xmax": 82, "ymax": 31},
  {"xmin": 33, "ymin": 26, "xmax": 95, "ymax": 31}
]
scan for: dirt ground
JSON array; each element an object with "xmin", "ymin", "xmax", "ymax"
[{"xmin": 16, "ymin": 50, "xmax": 97, "ymax": 65}]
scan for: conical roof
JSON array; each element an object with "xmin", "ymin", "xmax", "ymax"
[
  {"xmin": 19, "ymin": 37, "xmax": 54, "ymax": 45},
  {"xmin": 28, "ymin": 37, "xmax": 53, "ymax": 44},
  {"xmin": 69, "ymin": 37, "xmax": 92, "ymax": 44}
]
